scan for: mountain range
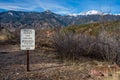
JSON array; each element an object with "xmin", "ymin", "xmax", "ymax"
[{"xmin": 0, "ymin": 10, "xmax": 120, "ymax": 29}]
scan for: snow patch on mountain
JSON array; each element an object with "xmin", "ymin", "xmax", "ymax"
[
  {"xmin": 8, "ymin": 12, "xmax": 13, "ymax": 16},
  {"xmin": 69, "ymin": 10, "xmax": 105, "ymax": 16},
  {"xmin": 79, "ymin": 10, "xmax": 103, "ymax": 15}
]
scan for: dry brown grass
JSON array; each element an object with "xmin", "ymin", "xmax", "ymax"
[
  {"xmin": 0, "ymin": 44, "xmax": 120, "ymax": 80},
  {"xmin": 0, "ymin": 35, "xmax": 8, "ymax": 41}
]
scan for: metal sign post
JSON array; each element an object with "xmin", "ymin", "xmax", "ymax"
[
  {"xmin": 27, "ymin": 50, "xmax": 30, "ymax": 71},
  {"xmin": 20, "ymin": 29, "xmax": 35, "ymax": 72}
]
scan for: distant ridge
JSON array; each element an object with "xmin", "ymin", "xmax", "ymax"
[{"xmin": 0, "ymin": 10, "xmax": 120, "ymax": 29}]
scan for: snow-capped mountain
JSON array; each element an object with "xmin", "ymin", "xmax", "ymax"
[
  {"xmin": 79, "ymin": 10, "xmax": 104, "ymax": 15},
  {"xmin": 69, "ymin": 10, "xmax": 104, "ymax": 16}
]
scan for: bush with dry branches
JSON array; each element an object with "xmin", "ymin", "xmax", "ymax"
[
  {"xmin": 52, "ymin": 31, "xmax": 95, "ymax": 60},
  {"xmin": 52, "ymin": 30, "xmax": 120, "ymax": 65},
  {"xmin": 96, "ymin": 31, "xmax": 120, "ymax": 64}
]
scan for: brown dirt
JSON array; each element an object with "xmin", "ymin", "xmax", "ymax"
[{"xmin": 0, "ymin": 44, "xmax": 117, "ymax": 80}]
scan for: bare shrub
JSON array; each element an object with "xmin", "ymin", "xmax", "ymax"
[
  {"xmin": 35, "ymin": 29, "xmax": 55, "ymax": 49},
  {"xmin": 52, "ymin": 30, "xmax": 120, "ymax": 64},
  {"xmin": 12, "ymin": 29, "xmax": 20, "ymax": 43},
  {"xmin": 52, "ymin": 31, "xmax": 95, "ymax": 60},
  {"xmin": 96, "ymin": 31, "xmax": 120, "ymax": 64}
]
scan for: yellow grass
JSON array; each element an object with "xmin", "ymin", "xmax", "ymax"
[{"xmin": 0, "ymin": 35, "xmax": 8, "ymax": 41}]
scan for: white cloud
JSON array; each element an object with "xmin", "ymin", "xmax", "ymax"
[
  {"xmin": 36, "ymin": 0, "xmax": 73, "ymax": 14},
  {"xmin": 38, "ymin": 3, "xmax": 68, "ymax": 10},
  {"xmin": 0, "ymin": 5, "xmax": 34, "ymax": 11},
  {"xmin": 0, "ymin": 2, "xmax": 36, "ymax": 11},
  {"xmin": 0, "ymin": 0, "xmax": 76, "ymax": 14}
]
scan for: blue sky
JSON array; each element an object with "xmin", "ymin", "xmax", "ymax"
[{"xmin": 0, "ymin": 0, "xmax": 120, "ymax": 14}]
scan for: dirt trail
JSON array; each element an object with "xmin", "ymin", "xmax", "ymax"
[
  {"xmin": 0, "ymin": 45, "xmax": 98, "ymax": 80},
  {"xmin": 0, "ymin": 44, "xmax": 19, "ymax": 52},
  {"xmin": 0, "ymin": 45, "xmax": 66, "ymax": 80}
]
